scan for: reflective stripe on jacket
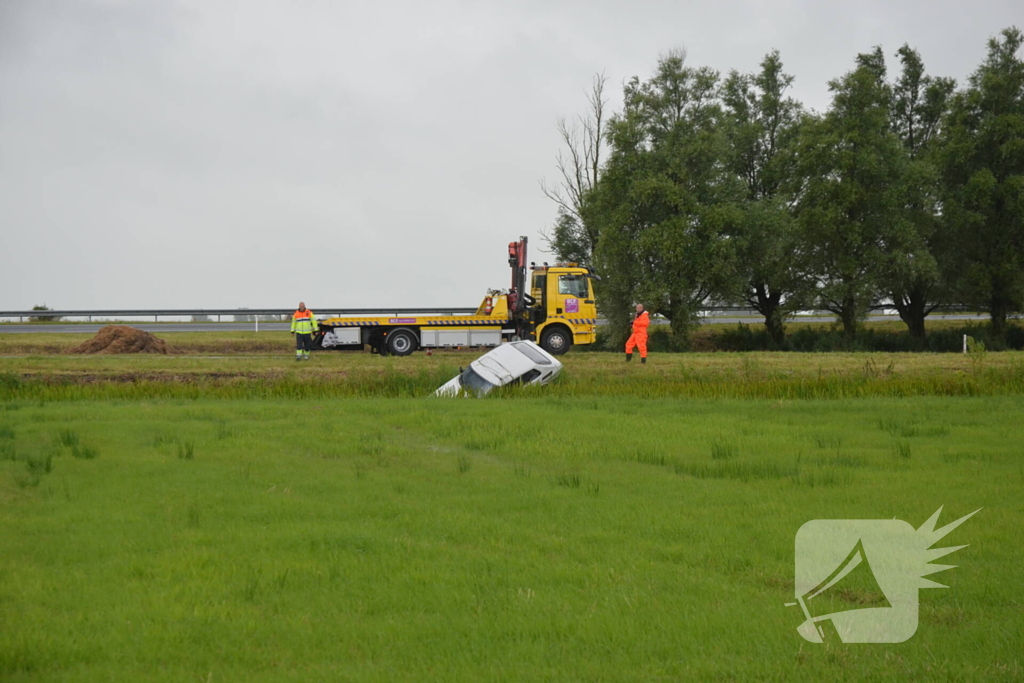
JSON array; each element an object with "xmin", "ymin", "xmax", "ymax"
[
  {"xmin": 632, "ymin": 311, "xmax": 650, "ymax": 335},
  {"xmin": 291, "ymin": 309, "xmax": 318, "ymax": 334}
]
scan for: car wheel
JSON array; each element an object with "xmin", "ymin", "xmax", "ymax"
[
  {"xmin": 386, "ymin": 328, "xmax": 418, "ymax": 356},
  {"xmin": 540, "ymin": 327, "xmax": 571, "ymax": 356}
]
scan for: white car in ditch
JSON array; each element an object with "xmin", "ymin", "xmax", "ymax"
[{"xmin": 435, "ymin": 341, "xmax": 563, "ymax": 397}]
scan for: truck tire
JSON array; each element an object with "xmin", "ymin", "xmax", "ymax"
[
  {"xmin": 540, "ymin": 326, "xmax": 571, "ymax": 356},
  {"xmin": 386, "ymin": 328, "xmax": 418, "ymax": 356}
]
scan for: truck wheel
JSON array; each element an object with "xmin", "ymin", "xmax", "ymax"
[
  {"xmin": 386, "ymin": 328, "xmax": 418, "ymax": 356},
  {"xmin": 540, "ymin": 327, "xmax": 571, "ymax": 355}
]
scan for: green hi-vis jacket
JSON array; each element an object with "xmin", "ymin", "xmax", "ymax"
[{"xmin": 291, "ymin": 309, "xmax": 319, "ymax": 334}]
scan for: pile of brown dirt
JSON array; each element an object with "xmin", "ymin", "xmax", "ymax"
[{"xmin": 64, "ymin": 325, "xmax": 173, "ymax": 355}]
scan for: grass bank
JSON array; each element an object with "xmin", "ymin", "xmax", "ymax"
[{"xmin": 2, "ymin": 350, "xmax": 1024, "ymax": 401}]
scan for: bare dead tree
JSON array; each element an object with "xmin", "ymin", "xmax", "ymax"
[{"xmin": 540, "ymin": 72, "xmax": 608, "ymax": 262}]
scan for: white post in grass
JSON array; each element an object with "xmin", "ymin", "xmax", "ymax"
[
  {"xmin": 256, "ymin": 317, "xmax": 259, "ymax": 333},
  {"xmin": 963, "ymin": 334, "xmax": 967, "ymax": 354}
]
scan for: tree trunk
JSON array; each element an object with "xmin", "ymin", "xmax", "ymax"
[
  {"xmin": 906, "ymin": 314, "xmax": 926, "ymax": 345},
  {"xmin": 838, "ymin": 295, "xmax": 859, "ymax": 340},
  {"xmin": 893, "ymin": 288, "xmax": 928, "ymax": 347},
  {"xmin": 668, "ymin": 295, "xmax": 694, "ymax": 347},
  {"xmin": 752, "ymin": 284, "xmax": 785, "ymax": 346},
  {"xmin": 764, "ymin": 310, "xmax": 785, "ymax": 347},
  {"xmin": 990, "ymin": 294, "xmax": 1008, "ymax": 341}
]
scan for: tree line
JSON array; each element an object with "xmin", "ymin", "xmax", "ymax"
[{"xmin": 544, "ymin": 27, "xmax": 1024, "ymax": 347}]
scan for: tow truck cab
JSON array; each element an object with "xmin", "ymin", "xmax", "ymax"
[{"xmin": 521, "ymin": 265, "xmax": 598, "ymax": 354}]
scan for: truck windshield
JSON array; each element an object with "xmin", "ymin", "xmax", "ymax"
[
  {"xmin": 460, "ymin": 366, "xmax": 498, "ymax": 395},
  {"xmin": 558, "ymin": 274, "xmax": 588, "ymax": 297}
]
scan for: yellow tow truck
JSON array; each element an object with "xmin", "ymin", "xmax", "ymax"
[{"xmin": 314, "ymin": 237, "xmax": 598, "ymax": 356}]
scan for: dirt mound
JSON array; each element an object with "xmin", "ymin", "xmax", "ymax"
[{"xmin": 64, "ymin": 325, "xmax": 172, "ymax": 355}]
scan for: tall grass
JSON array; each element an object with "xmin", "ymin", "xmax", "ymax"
[
  {"xmin": 56, "ymin": 428, "xmax": 79, "ymax": 448},
  {"xmin": 70, "ymin": 444, "xmax": 99, "ymax": 459},
  {"xmin": 4, "ymin": 362, "xmax": 1024, "ymax": 401},
  {"xmin": 710, "ymin": 439, "xmax": 738, "ymax": 460},
  {"xmin": 674, "ymin": 459, "xmax": 794, "ymax": 482},
  {"xmin": 177, "ymin": 440, "xmax": 196, "ymax": 460}
]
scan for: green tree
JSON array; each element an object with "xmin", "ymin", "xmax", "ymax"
[
  {"xmin": 797, "ymin": 48, "xmax": 913, "ymax": 339},
  {"xmin": 938, "ymin": 27, "xmax": 1024, "ymax": 339},
  {"xmin": 722, "ymin": 50, "xmax": 810, "ymax": 345},
  {"xmin": 881, "ymin": 45, "xmax": 956, "ymax": 344},
  {"xmin": 592, "ymin": 51, "xmax": 743, "ymax": 343}
]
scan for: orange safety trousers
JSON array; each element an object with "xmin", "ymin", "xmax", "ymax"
[{"xmin": 625, "ymin": 332, "xmax": 648, "ymax": 358}]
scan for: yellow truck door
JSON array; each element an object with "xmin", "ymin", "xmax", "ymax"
[{"xmin": 551, "ymin": 272, "xmax": 594, "ymax": 321}]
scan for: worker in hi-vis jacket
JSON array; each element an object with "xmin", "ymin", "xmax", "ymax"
[
  {"xmin": 625, "ymin": 303, "xmax": 649, "ymax": 364},
  {"xmin": 291, "ymin": 302, "xmax": 318, "ymax": 361}
]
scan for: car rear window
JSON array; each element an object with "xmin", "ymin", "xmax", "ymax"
[{"xmin": 513, "ymin": 344, "xmax": 552, "ymax": 365}]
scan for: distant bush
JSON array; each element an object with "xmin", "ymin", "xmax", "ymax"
[
  {"xmin": 583, "ymin": 320, "xmax": 1024, "ymax": 353},
  {"xmin": 646, "ymin": 326, "xmax": 690, "ymax": 353},
  {"xmin": 30, "ymin": 304, "xmax": 60, "ymax": 323},
  {"xmin": 579, "ymin": 324, "xmax": 689, "ymax": 352}
]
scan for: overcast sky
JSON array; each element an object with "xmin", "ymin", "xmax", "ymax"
[{"xmin": 1, "ymin": 0, "xmax": 1020, "ymax": 312}]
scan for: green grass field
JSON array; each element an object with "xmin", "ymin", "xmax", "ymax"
[{"xmin": 1, "ymin": 340, "xmax": 1022, "ymax": 680}]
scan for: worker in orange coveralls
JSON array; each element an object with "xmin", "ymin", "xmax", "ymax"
[{"xmin": 625, "ymin": 303, "xmax": 649, "ymax": 364}]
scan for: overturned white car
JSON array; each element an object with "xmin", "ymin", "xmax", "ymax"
[{"xmin": 435, "ymin": 341, "xmax": 563, "ymax": 397}]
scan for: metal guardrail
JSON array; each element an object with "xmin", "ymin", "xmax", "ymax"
[
  {"xmin": 0, "ymin": 306, "xmax": 773, "ymax": 323},
  {"xmin": 0, "ymin": 304, "xmax": 985, "ymax": 324},
  {"xmin": 0, "ymin": 308, "xmax": 479, "ymax": 322}
]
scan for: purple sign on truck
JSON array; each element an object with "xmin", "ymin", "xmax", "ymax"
[
  {"xmin": 565, "ymin": 298, "xmax": 579, "ymax": 314},
  {"xmin": 389, "ymin": 318, "xmax": 417, "ymax": 324}
]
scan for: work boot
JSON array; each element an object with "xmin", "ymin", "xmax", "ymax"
[
  {"xmin": 626, "ymin": 353, "xmax": 632, "ymax": 362},
  {"xmin": 641, "ymin": 357, "xmax": 646, "ymax": 364}
]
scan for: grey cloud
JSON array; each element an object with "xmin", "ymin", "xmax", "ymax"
[{"xmin": 1, "ymin": 0, "xmax": 1019, "ymax": 310}]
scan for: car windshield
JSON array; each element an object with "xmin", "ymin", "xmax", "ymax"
[
  {"xmin": 460, "ymin": 365, "xmax": 498, "ymax": 395},
  {"xmin": 513, "ymin": 343, "xmax": 552, "ymax": 365}
]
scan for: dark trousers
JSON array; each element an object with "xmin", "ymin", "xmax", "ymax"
[{"xmin": 295, "ymin": 333, "xmax": 313, "ymax": 352}]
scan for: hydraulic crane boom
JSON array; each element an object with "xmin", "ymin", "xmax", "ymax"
[{"xmin": 508, "ymin": 236, "xmax": 528, "ymax": 315}]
